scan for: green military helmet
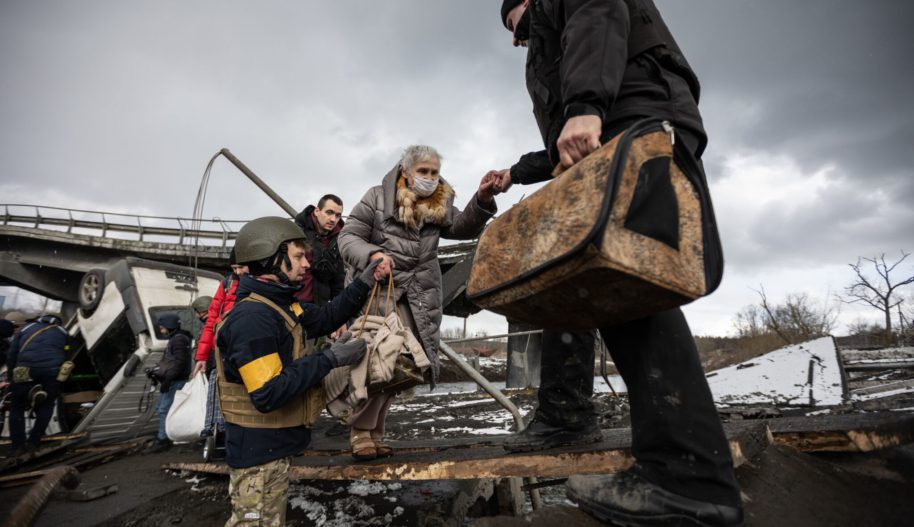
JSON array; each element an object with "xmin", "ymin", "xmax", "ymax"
[
  {"xmin": 192, "ymin": 296, "xmax": 213, "ymax": 313},
  {"xmin": 233, "ymin": 216, "xmax": 306, "ymax": 264}
]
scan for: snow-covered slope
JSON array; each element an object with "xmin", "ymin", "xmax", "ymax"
[{"xmin": 706, "ymin": 337, "xmax": 844, "ymax": 407}]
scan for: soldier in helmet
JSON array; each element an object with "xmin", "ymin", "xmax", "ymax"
[
  {"xmin": 192, "ymin": 296, "xmax": 213, "ymax": 323},
  {"xmin": 216, "ymin": 216, "xmax": 387, "ymax": 526},
  {"xmin": 144, "ymin": 313, "xmax": 193, "ymax": 453},
  {"xmin": 191, "ymin": 295, "xmax": 213, "ymax": 349}
]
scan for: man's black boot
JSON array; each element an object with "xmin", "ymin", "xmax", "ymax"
[
  {"xmin": 566, "ymin": 471, "xmax": 744, "ymax": 527},
  {"xmin": 144, "ymin": 438, "xmax": 172, "ymax": 454},
  {"xmin": 503, "ymin": 415, "xmax": 602, "ymax": 453}
]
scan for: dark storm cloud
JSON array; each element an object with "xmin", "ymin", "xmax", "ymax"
[
  {"xmin": 666, "ymin": 0, "xmax": 914, "ymax": 177},
  {"xmin": 1, "ymin": 0, "xmax": 910, "ymax": 333},
  {"xmin": 658, "ymin": 0, "xmax": 913, "ymax": 275}
]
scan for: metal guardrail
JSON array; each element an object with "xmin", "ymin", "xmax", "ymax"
[{"xmin": 1, "ymin": 204, "xmax": 246, "ymax": 246}]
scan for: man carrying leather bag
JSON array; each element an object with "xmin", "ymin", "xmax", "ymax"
[{"xmin": 487, "ymin": 1, "xmax": 742, "ymax": 525}]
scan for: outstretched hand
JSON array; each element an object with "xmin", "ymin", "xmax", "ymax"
[
  {"xmin": 489, "ymin": 169, "xmax": 512, "ymax": 193},
  {"xmin": 477, "ymin": 171, "xmax": 501, "ymax": 203}
]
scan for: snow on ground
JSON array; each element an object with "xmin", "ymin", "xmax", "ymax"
[
  {"xmin": 707, "ymin": 337, "xmax": 844, "ymax": 407},
  {"xmin": 288, "ymin": 481, "xmax": 407, "ymax": 527}
]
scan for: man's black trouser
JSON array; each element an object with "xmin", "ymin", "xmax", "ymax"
[
  {"xmin": 536, "ymin": 122, "xmax": 739, "ymax": 508},
  {"xmin": 9, "ymin": 366, "xmax": 61, "ymax": 448},
  {"xmin": 538, "ymin": 309, "xmax": 740, "ymax": 508}
]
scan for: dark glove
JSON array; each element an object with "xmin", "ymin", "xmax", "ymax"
[
  {"xmin": 144, "ymin": 367, "xmax": 161, "ymax": 382},
  {"xmin": 357, "ymin": 258, "xmax": 383, "ymax": 286},
  {"xmin": 322, "ymin": 332, "xmax": 366, "ymax": 368}
]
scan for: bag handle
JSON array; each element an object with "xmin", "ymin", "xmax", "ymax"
[{"xmin": 355, "ymin": 273, "xmax": 401, "ymax": 340}]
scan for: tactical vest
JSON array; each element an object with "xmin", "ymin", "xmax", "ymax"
[{"xmin": 214, "ymin": 293, "xmax": 324, "ymax": 428}]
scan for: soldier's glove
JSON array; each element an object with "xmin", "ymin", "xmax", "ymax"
[
  {"xmin": 357, "ymin": 258, "xmax": 383, "ymax": 286},
  {"xmin": 322, "ymin": 332, "xmax": 366, "ymax": 368}
]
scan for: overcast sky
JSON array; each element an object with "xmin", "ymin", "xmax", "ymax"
[{"xmin": 1, "ymin": 1, "xmax": 912, "ymax": 337}]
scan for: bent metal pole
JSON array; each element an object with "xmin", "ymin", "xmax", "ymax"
[{"xmin": 220, "ymin": 148, "xmax": 298, "ymax": 218}]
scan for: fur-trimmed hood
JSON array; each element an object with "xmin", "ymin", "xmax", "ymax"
[{"xmin": 380, "ymin": 165, "xmax": 456, "ymax": 231}]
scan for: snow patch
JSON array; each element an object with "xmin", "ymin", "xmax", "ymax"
[{"xmin": 707, "ymin": 337, "xmax": 844, "ymax": 406}]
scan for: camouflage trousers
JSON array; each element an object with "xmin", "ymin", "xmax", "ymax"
[{"xmin": 226, "ymin": 457, "xmax": 291, "ymax": 527}]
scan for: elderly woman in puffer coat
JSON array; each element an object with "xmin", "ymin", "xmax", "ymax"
[{"xmin": 338, "ymin": 144, "xmax": 499, "ymax": 460}]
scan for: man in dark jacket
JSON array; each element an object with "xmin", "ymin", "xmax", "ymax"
[
  {"xmin": 490, "ymin": 2, "xmax": 743, "ymax": 525},
  {"xmin": 294, "ymin": 194, "xmax": 345, "ymax": 306},
  {"xmin": 145, "ymin": 313, "xmax": 193, "ymax": 453},
  {"xmin": 216, "ymin": 216, "xmax": 383, "ymax": 526},
  {"xmin": 7, "ymin": 312, "xmax": 69, "ymax": 456}
]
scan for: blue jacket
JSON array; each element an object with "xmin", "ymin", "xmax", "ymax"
[
  {"xmin": 216, "ymin": 274, "xmax": 370, "ymax": 468},
  {"xmin": 8, "ymin": 316, "xmax": 68, "ymax": 370}
]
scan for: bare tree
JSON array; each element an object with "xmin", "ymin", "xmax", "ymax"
[
  {"xmin": 843, "ymin": 251, "xmax": 914, "ymax": 346},
  {"xmin": 753, "ymin": 287, "xmax": 839, "ymax": 345},
  {"xmin": 733, "ymin": 304, "xmax": 767, "ymax": 339}
]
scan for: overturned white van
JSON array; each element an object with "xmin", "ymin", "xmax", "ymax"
[{"xmin": 58, "ymin": 257, "xmax": 222, "ymax": 442}]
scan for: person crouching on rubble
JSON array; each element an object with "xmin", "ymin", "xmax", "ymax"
[
  {"xmin": 336, "ymin": 144, "xmax": 501, "ymax": 460},
  {"xmin": 7, "ymin": 312, "xmax": 68, "ymax": 457},
  {"xmin": 144, "ymin": 313, "xmax": 193, "ymax": 454},
  {"xmin": 215, "ymin": 216, "xmax": 387, "ymax": 527}
]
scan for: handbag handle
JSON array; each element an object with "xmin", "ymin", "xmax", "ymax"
[{"xmin": 355, "ymin": 272, "xmax": 400, "ymax": 340}]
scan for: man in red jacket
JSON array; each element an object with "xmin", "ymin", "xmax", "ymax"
[{"xmin": 192, "ymin": 248, "xmax": 249, "ymax": 442}]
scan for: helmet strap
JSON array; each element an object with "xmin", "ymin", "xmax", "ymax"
[{"xmin": 270, "ymin": 242, "xmax": 294, "ymax": 285}]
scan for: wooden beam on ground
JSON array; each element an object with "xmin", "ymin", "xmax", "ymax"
[
  {"xmin": 850, "ymin": 378, "xmax": 914, "ymax": 396},
  {"xmin": 844, "ymin": 361, "xmax": 914, "ymax": 371},
  {"xmin": 767, "ymin": 411, "xmax": 914, "ymax": 452},
  {"xmin": 163, "ymin": 423, "xmax": 769, "ymax": 481},
  {"xmin": 0, "ymin": 432, "xmax": 89, "ymax": 446}
]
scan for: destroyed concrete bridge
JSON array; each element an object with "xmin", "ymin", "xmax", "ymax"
[{"xmin": 0, "ymin": 203, "xmax": 481, "ymax": 319}]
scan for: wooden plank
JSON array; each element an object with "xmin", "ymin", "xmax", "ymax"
[
  {"xmin": 844, "ymin": 361, "xmax": 914, "ymax": 371},
  {"xmin": 767, "ymin": 411, "xmax": 914, "ymax": 452},
  {"xmin": 0, "ymin": 432, "xmax": 89, "ymax": 446},
  {"xmin": 850, "ymin": 378, "xmax": 914, "ymax": 396},
  {"xmin": 163, "ymin": 424, "xmax": 769, "ymax": 481},
  {"xmin": 163, "ymin": 412, "xmax": 914, "ymax": 480}
]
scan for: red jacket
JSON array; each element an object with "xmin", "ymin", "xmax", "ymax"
[{"xmin": 195, "ymin": 276, "xmax": 239, "ymax": 362}]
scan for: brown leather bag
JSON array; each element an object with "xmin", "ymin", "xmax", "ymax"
[{"xmin": 467, "ymin": 119, "xmax": 723, "ymax": 329}]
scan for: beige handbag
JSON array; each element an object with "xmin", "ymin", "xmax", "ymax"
[{"xmin": 355, "ymin": 278, "xmax": 426, "ymax": 395}]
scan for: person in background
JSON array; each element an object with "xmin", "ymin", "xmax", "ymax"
[
  {"xmin": 0, "ymin": 317, "xmax": 13, "ymax": 439},
  {"xmin": 144, "ymin": 313, "xmax": 193, "ymax": 454},
  {"xmin": 294, "ymin": 194, "xmax": 346, "ymax": 306},
  {"xmin": 191, "ymin": 249, "xmax": 248, "ymax": 442},
  {"xmin": 7, "ymin": 312, "xmax": 68, "ymax": 456}
]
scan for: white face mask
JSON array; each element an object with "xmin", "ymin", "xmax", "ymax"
[{"xmin": 411, "ymin": 176, "xmax": 439, "ymax": 197}]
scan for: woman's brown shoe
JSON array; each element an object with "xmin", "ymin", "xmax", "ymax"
[
  {"xmin": 350, "ymin": 429, "xmax": 377, "ymax": 461},
  {"xmin": 374, "ymin": 439, "xmax": 394, "ymax": 459}
]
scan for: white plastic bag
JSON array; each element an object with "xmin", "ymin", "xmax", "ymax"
[{"xmin": 165, "ymin": 372, "xmax": 208, "ymax": 443}]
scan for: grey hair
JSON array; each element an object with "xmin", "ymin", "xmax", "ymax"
[{"xmin": 399, "ymin": 145, "xmax": 442, "ymax": 171}]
